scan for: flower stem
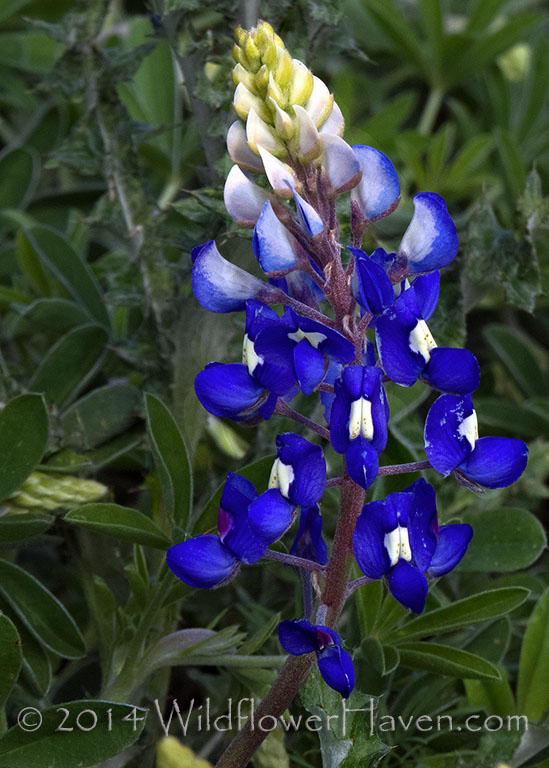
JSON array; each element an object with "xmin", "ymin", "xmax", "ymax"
[
  {"xmin": 274, "ymin": 400, "xmax": 330, "ymax": 441},
  {"xmin": 263, "ymin": 549, "xmax": 326, "ymax": 572},
  {"xmin": 379, "ymin": 460, "xmax": 432, "ymax": 475},
  {"xmin": 418, "ymin": 86, "xmax": 444, "ymax": 136},
  {"xmin": 215, "ymin": 654, "xmax": 314, "ymax": 768}
]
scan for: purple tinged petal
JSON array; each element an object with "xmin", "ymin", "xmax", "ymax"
[
  {"xmin": 411, "ymin": 272, "xmax": 440, "ymax": 320},
  {"xmin": 294, "ymin": 339, "xmax": 326, "ymax": 395},
  {"xmin": 428, "ymin": 524, "xmax": 473, "ymax": 576},
  {"xmin": 388, "ymin": 560, "xmax": 429, "ymax": 613},
  {"xmin": 223, "ymin": 165, "xmax": 271, "ymax": 227},
  {"xmin": 398, "ymin": 192, "xmax": 458, "ymax": 274},
  {"xmin": 345, "ymin": 437, "xmax": 379, "ymax": 490},
  {"xmin": 278, "ymin": 618, "xmax": 318, "ymax": 655},
  {"xmin": 424, "ymin": 347, "xmax": 480, "ymax": 395},
  {"xmin": 166, "ymin": 535, "xmax": 237, "ymax": 589},
  {"xmin": 194, "ymin": 362, "xmax": 266, "ymax": 420},
  {"xmin": 321, "ymin": 134, "xmax": 362, "ymax": 194},
  {"xmin": 247, "ymin": 488, "xmax": 294, "ymax": 548},
  {"xmin": 424, "ymin": 394, "xmax": 475, "ymax": 476},
  {"xmin": 458, "ymin": 436, "xmax": 529, "ymax": 489},
  {"xmin": 350, "ymin": 145, "xmax": 400, "ymax": 221},
  {"xmin": 350, "ymin": 247, "xmax": 394, "ymax": 315},
  {"xmin": 219, "ymin": 472, "xmax": 258, "ymax": 535},
  {"xmin": 252, "ymin": 201, "xmax": 298, "ymax": 273},
  {"xmin": 353, "ymin": 500, "xmax": 392, "ymax": 579},
  {"xmin": 191, "ymin": 240, "xmax": 265, "ymax": 313},
  {"xmin": 317, "ymin": 645, "xmax": 355, "ymax": 698},
  {"xmin": 290, "ymin": 506, "xmax": 328, "ymax": 565}
]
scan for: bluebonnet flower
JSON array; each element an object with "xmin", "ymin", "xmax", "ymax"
[
  {"xmin": 353, "ymin": 479, "xmax": 473, "ymax": 613},
  {"xmin": 351, "ymin": 145, "xmax": 401, "ymax": 224},
  {"xmin": 253, "ymin": 307, "xmax": 355, "ymax": 395},
  {"xmin": 350, "ymin": 246, "xmax": 395, "ymax": 317},
  {"xmin": 290, "ymin": 506, "xmax": 328, "ymax": 565},
  {"xmin": 278, "ymin": 619, "xmax": 355, "ymax": 697},
  {"xmin": 166, "ymin": 473, "xmax": 292, "ymax": 589},
  {"xmin": 424, "ymin": 394, "xmax": 529, "ymax": 489},
  {"xmin": 330, "ymin": 366, "xmax": 389, "ymax": 489},
  {"xmin": 375, "ymin": 274, "xmax": 480, "ymax": 394}
]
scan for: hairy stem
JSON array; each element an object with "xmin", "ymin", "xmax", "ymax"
[
  {"xmin": 263, "ymin": 549, "xmax": 327, "ymax": 572},
  {"xmin": 379, "ymin": 460, "xmax": 432, "ymax": 475},
  {"xmin": 274, "ymin": 400, "xmax": 330, "ymax": 441}
]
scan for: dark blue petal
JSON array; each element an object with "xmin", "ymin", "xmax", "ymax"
[
  {"xmin": 405, "ymin": 478, "xmax": 438, "ymax": 573},
  {"xmin": 364, "ymin": 367, "xmax": 389, "ymax": 453},
  {"xmin": 345, "ymin": 438, "xmax": 379, "ymax": 490},
  {"xmin": 292, "ymin": 313, "xmax": 355, "ymax": 365},
  {"xmin": 375, "ymin": 302, "xmax": 425, "ymax": 387},
  {"xmin": 329, "ymin": 377, "xmax": 352, "ymax": 454},
  {"xmin": 259, "ymin": 391, "xmax": 279, "ymax": 420},
  {"xmin": 424, "ymin": 394, "xmax": 475, "ymax": 476},
  {"xmin": 424, "ymin": 347, "xmax": 480, "ymax": 394},
  {"xmin": 276, "ymin": 433, "xmax": 326, "ymax": 507},
  {"xmin": 290, "ymin": 506, "xmax": 328, "ymax": 565},
  {"xmin": 458, "ymin": 436, "xmax": 529, "ymax": 489},
  {"xmin": 278, "ymin": 618, "xmax": 318, "ymax": 655},
  {"xmin": 282, "ymin": 269, "xmax": 325, "ymax": 306},
  {"xmin": 353, "ymin": 500, "xmax": 392, "ymax": 579},
  {"xmin": 321, "ymin": 360, "xmax": 342, "ymax": 425},
  {"xmin": 398, "ymin": 193, "xmax": 458, "ymax": 274},
  {"xmin": 317, "ymin": 645, "xmax": 355, "ymax": 698},
  {"xmin": 387, "ymin": 559, "xmax": 429, "ymax": 613},
  {"xmin": 411, "ymin": 272, "xmax": 439, "ymax": 320},
  {"xmin": 350, "ymin": 247, "xmax": 394, "ymax": 315},
  {"xmin": 219, "ymin": 472, "xmax": 258, "ymax": 535},
  {"xmin": 195, "ymin": 363, "xmax": 266, "ymax": 420},
  {"xmin": 294, "ymin": 339, "xmax": 326, "ymax": 395},
  {"xmin": 245, "ymin": 299, "xmax": 281, "ymax": 340},
  {"xmin": 166, "ymin": 535, "xmax": 237, "ymax": 589},
  {"xmin": 253, "ymin": 201, "xmax": 298, "ymax": 273},
  {"xmin": 351, "ymin": 145, "xmax": 400, "ymax": 221},
  {"xmin": 428, "ymin": 524, "xmax": 473, "ymax": 576},
  {"xmin": 247, "ymin": 488, "xmax": 294, "ymax": 548},
  {"xmin": 191, "ymin": 240, "xmax": 265, "ymax": 313}
]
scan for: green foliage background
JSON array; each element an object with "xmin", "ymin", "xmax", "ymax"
[{"xmin": 0, "ymin": 0, "xmax": 547, "ymax": 766}]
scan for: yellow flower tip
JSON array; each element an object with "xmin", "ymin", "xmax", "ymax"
[
  {"xmin": 234, "ymin": 26, "xmax": 246, "ymax": 47},
  {"xmin": 244, "ymin": 37, "xmax": 261, "ymax": 70},
  {"xmin": 289, "ymin": 59, "xmax": 314, "ymax": 106},
  {"xmin": 274, "ymin": 48, "xmax": 292, "ymax": 88},
  {"xmin": 156, "ymin": 737, "xmax": 212, "ymax": 768}
]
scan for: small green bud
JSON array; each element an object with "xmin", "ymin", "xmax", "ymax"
[
  {"xmin": 274, "ymin": 48, "xmax": 293, "ymax": 88},
  {"xmin": 289, "ymin": 59, "xmax": 314, "ymax": 106},
  {"xmin": 246, "ymin": 109, "xmax": 286, "ymax": 157},
  {"xmin": 245, "ymin": 36, "xmax": 261, "ymax": 71},
  {"xmin": 234, "ymin": 82, "xmax": 272, "ymax": 123},
  {"xmin": 267, "ymin": 73, "xmax": 285, "ymax": 108},
  {"xmin": 254, "ymin": 64, "xmax": 270, "ymax": 92},
  {"xmin": 11, "ymin": 471, "xmax": 107, "ymax": 512},
  {"xmin": 270, "ymin": 98, "xmax": 294, "ymax": 141},
  {"xmin": 234, "ymin": 26, "xmax": 247, "ymax": 47},
  {"xmin": 232, "ymin": 63, "xmax": 258, "ymax": 94}
]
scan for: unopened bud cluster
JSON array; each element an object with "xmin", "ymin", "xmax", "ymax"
[{"xmin": 9, "ymin": 471, "xmax": 107, "ymax": 511}]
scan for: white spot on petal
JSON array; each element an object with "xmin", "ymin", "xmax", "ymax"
[
  {"xmin": 459, "ymin": 410, "xmax": 479, "ymax": 450},
  {"xmin": 409, "ymin": 319, "xmax": 437, "ymax": 363}
]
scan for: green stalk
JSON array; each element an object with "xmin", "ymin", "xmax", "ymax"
[{"xmin": 418, "ymin": 86, "xmax": 445, "ymax": 135}]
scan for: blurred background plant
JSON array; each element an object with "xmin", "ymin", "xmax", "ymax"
[{"xmin": 0, "ymin": 0, "xmax": 547, "ymax": 766}]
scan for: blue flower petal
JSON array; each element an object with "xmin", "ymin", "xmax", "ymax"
[
  {"xmin": 322, "ymin": 134, "xmax": 362, "ymax": 194},
  {"xmin": 278, "ymin": 618, "xmax": 318, "ymax": 655},
  {"xmin": 387, "ymin": 559, "xmax": 428, "ymax": 613},
  {"xmin": 351, "ymin": 145, "xmax": 400, "ymax": 221},
  {"xmin": 219, "ymin": 472, "xmax": 258, "ymax": 535},
  {"xmin": 293, "ymin": 189, "xmax": 324, "ymax": 236},
  {"xmin": 458, "ymin": 436, "xmax": 529, "ymax": 489},
  {"xmin": 247, "ymin": 488, "xmax": 294, "ymax": 549},
  {"xmin": 428, "ymin": 524, "xmax": 473, "ymax": 576},
  {"xmin": 398, "ymin": 193, "xmax": 458, "ymax": 275},
  {"xmin": 292, "ymin": 313, "xmax": 355, "ymax": 365},
  {"xmin": 294, "ymin": 338, "xmax": 326, "ymax": 395},
  {"xmin": 166, "ymin": 535, "xmax": 237, "ymax": 589},
  {"xmin": 290, "ymin": 506, "xmax": 328, "ymax": 565},
  {"xmin": 321, "ymin": 360, "xmax": 342, "ymax": 425},
  {"xmin": 253, "ymin": 201, "xmax": 298, "ymax": 273},
  {"xmin": 411, "ymin": 272, "xmax": 439, "ymax": 320},
  {"xmin": 424, "ymin": 347, "xmax": 480, "ymax": 394},
  {"xmin": 424, "ymin": 394, "xmax": 475, "ymax": 476},
  {"xmin": 191, "ymin": 240, "xmax": 265, "ymax": 313},
  {"xmin": 353, "ymin": 500, "xmax": 392, "ymax": 579},
  {"xmin": 405, "ymin": 478, "xmax": 438, "ymax": 573},
  {"xmin": 245, "ymin": 299, "xmax": 281, "ymax": 340},
  {"xmin": 195, "ymin": 362, "xmax": 267, "ymax": 420},
  {"xmin": 276, "ymin": 433, "xmax": 326, "ymax": 507},
  {"xmin": 350, "ymin": 247, "xmax": 394, "ymax": 315},
  {"xmin": 375, "ymin": 303, "xmax": 425, "ymax": 387},
  {"xmin": 317, "ymin": 645, "xmax": 355, "ymax": 698},
  {"xmin": 345, "ymin": 437, "xmax": 379, "ymax": 490}
]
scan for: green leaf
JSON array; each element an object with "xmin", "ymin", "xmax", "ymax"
[
  {"xmin": 398, "ymin": 642, "xmax": 501, "ymax": 679},
  {"xmin": 11, "ymin": 299, "xmax": 91, "ymax": 337},
  {"xmin": 484, "ymin": 324, "xmax": 547, "ymax": 397},
  {"xmin": 459, "ymin": 508, "xmax": 546, "ymax": 572},
  {"xmin": 0, "ymin": 32, "xmax": 63, "ymax": 73},
  {"xmin": 0, "ymin": 394, "xmax": 48, "ymax": 503},
  {"xmin": 419, "ymin": 0, "xmax": 444, "ymax": 74},
  {"xmin": 0, "ymin": 700, "xmax": 147, "ymax": 768},
  {"xmin": 0, "ymin": 513, "xmax": 53, "ymax": 543},
  {"xmin": 30, "ymin": 323, "xmax": 109, "ymax": 408},
  {"xmin": 0, "ymin": 147, "xmax": 40, "ymax": 209},
  {"xmin": 354, "ymin": 573, "xmax": 384, "ymax": 638},
  {"xmin": 65, "ymin": 503, "xmax": 170, "ymax": 549},
  {"xmin": 365, "ymin": 0, "xmax": 427, "ymax": 76},
  {"xmin": 19, "ymin": 626, "xmax": 51, "ymax": 698},
  {"xmin": 387, "ymin": 588, "xmax": 529, "ymax": 643},
  {"xmin": 20, "ymin": 226, "xmax": 109, "ymax": 327},
  {"xmin": 517, "ymin": 589, "xmax": 549, "ymax": 720},
  {"xmin": 0, "ymin": 614, "xmax": 22, "ymax": 712},
  {"xmin": 61, "ymin": 385, "xmax": 142, "ymax": 450},
  {"xmin": 192, "ymin": 454, "xmax": 276, "ymax": 535},
  {"xmin": 0, "ymin": 559, "xmax": 85, "ymax": 659},
  {"xmin": 144, "ymin": 393, "xmax": 192, "ymax": 529},
  {"xmin": 465, "ymin": 0, "xmax": 507, "ymax": 32},
  {"xmin": 465, "ymin": 668, "xmax": 516, "ymax": 717}
]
